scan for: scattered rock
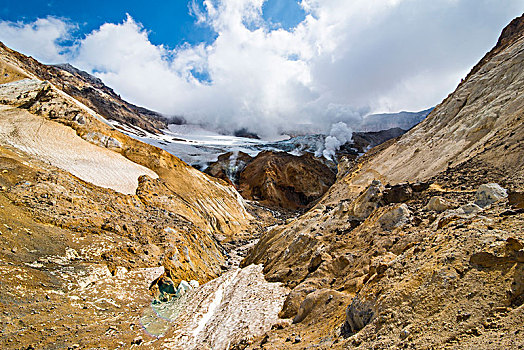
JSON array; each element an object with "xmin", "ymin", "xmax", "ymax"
[
  {"xmin": 508, "ymin": 191, "xmax": 524, "ymax": 209},
  {"xmin": 383, "ymin": 183, "xmax": 412, "ymax": 204},
  {"xmin": 475, "ymin": 183, "xmax": 507, "ymax": 207},
  {"xmin": 425, "ymin": 196, "xmax": 452, "ymax": 212}
]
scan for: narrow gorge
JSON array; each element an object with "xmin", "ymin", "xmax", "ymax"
[{"xmin": 0, "ymin": 10, "xmax": 523, "ymax": 350}]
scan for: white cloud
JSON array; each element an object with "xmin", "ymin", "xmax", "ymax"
[
  {"xmin": 0, "ymin": 16, "xmax": 74, "ymax": 63},
  {"xmin": 1, "ymin": 0, "xmax": 523, "ymax": 137}
]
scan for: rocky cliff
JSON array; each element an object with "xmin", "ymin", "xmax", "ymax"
[{"xmin": 242, "ymin": 14, "xmax": 524, "ymax": 349}]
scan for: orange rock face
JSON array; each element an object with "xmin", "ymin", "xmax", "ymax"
[{"xmin": 238, "ymin": 151, "xmax": 336, "ymax": 210}]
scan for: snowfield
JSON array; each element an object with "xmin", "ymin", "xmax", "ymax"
[{"xmin": 0, "ymin": 105, "xmax": 158, "ymax": 194}]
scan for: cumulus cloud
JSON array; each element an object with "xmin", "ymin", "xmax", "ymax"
[
  {"xmin": 1, "ymin": 0, "xmax": 523, "ymax": 137},
  {"xmin": 0, "ymin": 16, "xmax": 74, "ymax": 63}
]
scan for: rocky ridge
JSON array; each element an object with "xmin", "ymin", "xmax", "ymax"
[{"xmin": 0, "ymin": 42, "xmax": 168, "ymax": 134}]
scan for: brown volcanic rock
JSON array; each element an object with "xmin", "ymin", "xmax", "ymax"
[{"xmin": 238, "ymin": 151, "xmax": 336, "ymax": 210}]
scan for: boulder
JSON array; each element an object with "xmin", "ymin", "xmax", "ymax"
[
  {"xmin": 353, "ymin": 180, "xmax": 383, "ymax": 219},
  {"xmin": 459, "ymin": 203, "xmax": 483, "ymax": 215},
  {"xmin": 345, "ymin": 294, "xmax": 375, "ymax": 333},
  {"xmin": 176, "ymin": 280, "xmax": 192, "ymax": 297},
  {"xmin": 475, "ymin": 183, "xmax": 507, "ymax": 207},
  {"xmin": 189, "ymin": 280, "xmax": 200, "ymax": 288},
  {"xmin": 508, "ymin": 191, "xmax": 524, "ymax": 209},
  {"xmin": 377, "ymin": 204, "xmax": 411, "ymax": 231},
  {"xmin": 425, "ymin": 196, "xmax": 452, "ymax": 212},
  {"xmin": 307, "ymin": 253, "xmax": 324, "ymax": 273},
  {"xmin": 293, "ymin": 289, "xmax": 331, "ymax": 323},
  {"xmin": 383, "ymin": 183, "xmax": 412, "ymax": 204},
  {"xmin": 411, "ymin": 181, "xmax": 431, "ymax": 192}
]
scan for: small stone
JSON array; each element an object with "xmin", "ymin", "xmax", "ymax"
[
  {"xmin": 508, "ymin": 191, "xmax": 524, "ymax": 209},
  {"xmin": 400, "ymin": 329, "xmax": 410, "ymax": 340},
  {"xmin": 459, "ymin": 203, "xmax": 482, "ymax": 214},
  {"xmin": 131, "ymin": 336, "xmax": 143, "ymax": 345},
  {"xmin": 294, "ymin": 336, "xmax": 302, "ymax": 343},
  {"xmin": 11, "ymin": 247, "xmax": 17, "ymax": 253},
  {"xmin": 475, "ymin": 183, "xmax": 507, "ymax": 207},
  {"xmin": 425, "ymin": 196, "xmax": 452, "ymax": 212}
]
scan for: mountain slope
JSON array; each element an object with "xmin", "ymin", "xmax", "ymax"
[
  {"xmin": 242, "ymin": 14, "xmax": 524, "ymax": 349},
  {"xmin": 358, "ymin": 109, "xmax": 432, "ymax": 132},
  {"xmin": 0, "ymin": 41, "xmax": 168, "ymax": 133},
  {"xmin": 0, "ymin": 43, "xmax": 256, "ymax": 348}
]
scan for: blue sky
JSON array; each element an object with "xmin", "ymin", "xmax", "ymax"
[
  {"xmin": 1, "ymin": 0, "xmax": 305, "ymax": 48},
  {"xmin": 1, "ymin": 1, "xmax": 523, "ymax": 136}
]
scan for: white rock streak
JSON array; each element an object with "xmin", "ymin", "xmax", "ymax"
[{"xmin": 144, "ymin": 264, "xmax": 288, "ymax": 349}]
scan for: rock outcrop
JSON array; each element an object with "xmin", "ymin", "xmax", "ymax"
[{"xmin": 238, "ymin": 151, "xmax": 336, "ymax": 210}]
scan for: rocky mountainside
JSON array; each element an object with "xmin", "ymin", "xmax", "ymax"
[
  {"xmin": 0, "ymin": 42, "xmax": 169, "ymax": 133},
  {"xmin": 0, "ymin": 43, "xmax": 258, "ymax": 348},
  {"xmin": 206, "ymin": 151, "xmax": 336, "ymax": 210},
  {"xmin": 358, "ymin": 109, "xmax": 432, "ymax": 132},
  {"xmin": 241, "ymin": 14, "xmax": 524, "ymax": 349},
  {"xmin": 238, "ymin": 151, "xmax": 336, "ymax": 210}
]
